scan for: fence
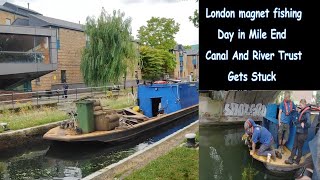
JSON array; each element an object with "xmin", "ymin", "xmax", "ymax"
[{"xmin": 0, "ymin": 85, "xmax": 125, "ymax": 110}]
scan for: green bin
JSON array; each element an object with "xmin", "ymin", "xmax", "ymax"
[{"xmin": 76, "ymin": 100, "xmax": 95, "ymax": 133}]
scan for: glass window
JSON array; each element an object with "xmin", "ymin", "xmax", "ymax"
[
  {"xmin": 0, "ymin": 34, "xmax": 50, "ymax": 63},
  {"xmin": 34, "ymin": 36, "xmax": 50, "ymax": 64},
  {"xmin": 61, "ymin": 70, "xmax": 67, "ymax": 83},
  {"xmin": 5, "ymin": 19, "xmax": 11, "ymax": 25}
]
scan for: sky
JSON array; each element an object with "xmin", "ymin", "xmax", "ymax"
[{"xmin": 1, "ymin": 0, "xmax": 199, "ymax": 45}]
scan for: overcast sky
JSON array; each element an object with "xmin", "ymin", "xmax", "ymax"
[{"xmin": 2, "ymin": 0, "xmax": 198, "ymax": 45}]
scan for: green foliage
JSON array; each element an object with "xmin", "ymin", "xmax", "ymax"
[
  {"xmin": 189, "ymin": 0, "xmax": 199, "ymax": 28},
  {"xmin": 125, "ymin": 147, "xmax": 198, "ymax": 180},
  {"xmin": 139, "ymin": 46, "xmax": 176, "ymax": 81},
  {"xmin": 81, "ymin": 9, "xmax": 138, "ymax": 86},
  {"xmin": 137, "ymin": 17, "xmax": 179, "ymax": 80},
  {"xmin": 184, "ymin": 45, "xmax": 192, "ymax": 50},
  {"xmin": 241, "ymin": 164, "xmax": 259, "ymax": 180},
  {"xmin": 0, "ymin": 107, "xmax": 67, "ymax": 133},
  {"xmin": 99, "ymin": 96, "xmax": 135, "ymax": 110},
  {"xmin": 137, "ymin": 17, "xmax": 180, "ymax": 50},
  {"xmin": 316, "ymin": 91, "xmax": 320, "ymax": 105}
]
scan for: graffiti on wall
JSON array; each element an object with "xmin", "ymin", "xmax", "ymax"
[{"xmin": 223, "ymin": 103, "xmax": 266, "ymax": 117}]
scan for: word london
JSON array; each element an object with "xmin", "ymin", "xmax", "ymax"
[
  {"xmin": 206, "ymin": 7, "xmax": 302, "ymax": 21},
  {"xmin": 205, "ymin": 50, "xmax": 302, "ymax": 61}
]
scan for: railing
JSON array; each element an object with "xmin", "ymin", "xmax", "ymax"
[
  {"xmin": 0, "ymin": 51, "xmax": 46, "ymax": 63},
  {"xmin": 0, "ymin": 85, "xmax": 124, "ymax": 110}
]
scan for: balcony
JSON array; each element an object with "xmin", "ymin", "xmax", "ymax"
[{"xmin": 0, "ymin": 25, "xmax": 57, "ymax": 89}]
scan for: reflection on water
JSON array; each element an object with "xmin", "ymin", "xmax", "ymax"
[
  {"xmin": 0, "ymin": 113, "xmax": 198, "ymax": 180},
  {"xmin": 200, "ymin": 125, "xmax": 295, "ymax": 180}
]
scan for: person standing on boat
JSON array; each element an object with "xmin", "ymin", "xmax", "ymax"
[
  {"xmin": 247, "ymin": 124, "xmax": 282, "ymax": 160},
  {"xmin": 285, "ymin": 99, "xmax": 311, "ymax": 165},
  {"xmin": 278, "ymin": 91, "xmax": 297, "ymax": 153}
]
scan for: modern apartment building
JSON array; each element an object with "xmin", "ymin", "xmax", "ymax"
[
  {"xmin": 172, "ymin": 44, "xmax": 199, "ymax": 80},
  {"xmin": 0, "ymin": 2, "xmax": 140, "ymax": 92}
]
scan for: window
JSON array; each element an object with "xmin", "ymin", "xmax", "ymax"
[
  {"xmin": 61, "ymin": 70, "xmax": 66, "ymax": 83},
  {"xmin": 192, "ymin": 56, "xmax": 197, "ymax": 69},
  {"xmin": 5, "ymin": 19, "xmax": 11, "ymax": 25},
  {"xmin": 56, "ymin": 29, "xmax": 60, "ymax": 50},
  {"xmin": 35, "ymin": 78, "xmax": 40, "ymax": 85},
  {"xmin": 0, "ymin": 34, "xmax": 50, "ymax": 63}
]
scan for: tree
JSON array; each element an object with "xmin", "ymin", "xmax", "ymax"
[
  {"xmin": 137, "ymin": 17, "xmax": 179, "ymax": 81},
  {"xmin": 184, "ymin": 45, "xmax": 192, "ymax": 50},
  {"xmin": 189, "ymin": 0, "xmax": 199, "ymax": 28},
  {"xmin": 137, "ymin": 17, "xmax": 180, "ymax": 50},
  {"xmin": 140, "ymin": 46, "xmax": 176, "ymax": 81},
  {"xmin": 81, "ymin": 9, "xmax": 138, "ymax": 86},
  {"xmin": 316, "ymin": 91, "xmax": 320, "ymax": 105}
]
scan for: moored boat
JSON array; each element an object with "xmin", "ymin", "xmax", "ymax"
[
  {"xmin": 247, "ymin": 103, "xmax": 319, "ymax": 172},
  {"xmin": 43, "ymin": 81, "xmax": 199, "ymax": 143}
]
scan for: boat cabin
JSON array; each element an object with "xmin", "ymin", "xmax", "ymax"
[{"xmin": 137, "ymin": 82, "xmax": 199, "ymax": 118}]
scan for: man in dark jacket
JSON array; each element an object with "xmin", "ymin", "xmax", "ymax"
[
  {"xmin": 63, "ymin": 83, "xmax": 69, "ymax": 99},
  {"xmin": 285, "ymin": 99, "xmax": 311, "ymax": 165}
]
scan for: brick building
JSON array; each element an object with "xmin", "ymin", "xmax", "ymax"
[
  {"xmin": 0, "ymin": 2, "xmax": 140, "ymax": 92},
  {"xmin": 172, "ymin": 44, "xmax": 199, "ymax": 80}
]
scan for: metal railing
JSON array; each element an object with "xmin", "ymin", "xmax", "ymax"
[
  {"xmin": 0, "ymin": 51, "xmax": 47, "ymax": 63},
  {"xmin": 0, "ymin": 85, "xmax": 124, "ymax": 110}
]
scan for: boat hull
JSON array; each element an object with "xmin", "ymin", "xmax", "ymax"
[
  {"xmin": 43, "ymin": 105, "xmax": 198, "ymax": 143},
  {"xmin": 250, "ymin": 146, "xmax": 311, "ymax": 172}
]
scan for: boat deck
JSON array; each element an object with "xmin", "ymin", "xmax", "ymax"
[
  {"xmin": 43, "ymin": 105, "xmax": 198, "ymax": 142},
  {"xmin": 250, "ymin": 146, "xmax": 311, "ymax": 171}
]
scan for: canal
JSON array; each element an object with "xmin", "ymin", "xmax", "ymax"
[
  {"xmin": 200, "ymin": 124, "xmax": 296, "ymax": 180},
  {"xmin": 0, "ymin": 112, "xmax": 198, "ymax": 180}
]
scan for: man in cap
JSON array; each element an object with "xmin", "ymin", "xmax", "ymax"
[{"xmin": 245, "ymin": 119, "xmax": 282, "ymax": 160}]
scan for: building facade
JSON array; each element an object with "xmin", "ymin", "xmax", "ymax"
[
  {"xmin": 172, "ymin": 44, "xmax": 199, "ymax": 80},
  {"xmin": 0, "ymin": 2, "xmax": 140, "ymax": 92}
]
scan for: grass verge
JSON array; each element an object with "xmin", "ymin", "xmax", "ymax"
[
  {"xmin": 99, "ymin": 96, "xmax": 135, "ymax": 110},
  {"xmin": 0, "ymin": 106, "xmax": 68, "ymax": 133},
  {"xmin": 124, "ymin": 130, "xmax": 199, "ymax": 180},
  {"xmin": 124, "ymin": 147, "xmax": 198, "ymax": 180}
]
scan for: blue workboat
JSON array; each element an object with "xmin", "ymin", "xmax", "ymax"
[
  {"xmin": 43, "ymin": 81, "xmax": 199, "ymax": 143},
  {"xmin": 249, "ymin": 103, "xmax": 319, "ymax": 172}
]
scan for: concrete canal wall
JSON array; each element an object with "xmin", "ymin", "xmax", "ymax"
[
  {"xmin": 83, "ymin": 120, "xmax": 199, "ymax": 180},
  {"xmin": 200, "ymin": 91, "xmax": 280, "ymax": 125},
  {"xmin": 0, "ymin": 121, "xmax": 63, "ymax": 151}
]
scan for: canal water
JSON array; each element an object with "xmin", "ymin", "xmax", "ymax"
[
  {"xmin": 0, "ymin": 112, "xmax": 198, "ymax": 180},
  {"xmin": 200, "ymin": 124, "xmax": 296, "ymax": 180}
]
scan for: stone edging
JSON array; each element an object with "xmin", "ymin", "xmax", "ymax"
[
  {"xmin": 0, "ymin": 120, "xmax": 64, "ymax": 151},
  {"xmin": 83, "ymin": 120, "xmax": 199, "ymax": 180}
]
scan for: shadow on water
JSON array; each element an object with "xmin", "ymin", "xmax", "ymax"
[
  {"xmin": 0, "ymin": 112, "xmax": 198, "ymax": 180},
  {"xmin": 200, "ymin": 124, "xmax": 296, "ymax": 180}
]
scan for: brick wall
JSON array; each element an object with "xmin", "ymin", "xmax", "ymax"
[
  {"xmin": 0, "ymin": 10, "xmax": 26, "ymax": 25},
  {"xmin": 186, "ymin": 55, "xmax": 199, "ymax": 79},
  {"xmin": 173, "ymin": 51, "xmax": 188, "ymax": 79},
  {"xmin": 31, "ymin": 28, "xmax": 86, "ymax": 91}
]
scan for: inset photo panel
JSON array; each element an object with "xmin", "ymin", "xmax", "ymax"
[{"xmin": 199, "ymin": 91, "xmax": 319, "ymax": 180}]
